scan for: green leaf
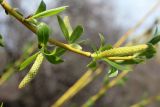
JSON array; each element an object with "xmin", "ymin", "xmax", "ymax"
[
  {"xmin": 139, "ymin": 43, "xmax": 156, "ymax": 59},
  {"xmin": 54, "ymin": 47, "xmax": 66, "ymax": 56},
  {"xmin": 57, "ymin": 15, "xmax": 70, "ymax": 41},
  {"xmin": 63, "ymin": 16, "xmax": 73, "ymax": 36},
  {"xmin": 41, "ymin": 46, "xmax": 66, "ymax": 57},
  {"xmin": 37, "ymin": 22, "xmax": 50, "ymax": 47},
  {"xmin": 43, "ymin": 49, "xmax": 64, "ymax": 64},
  {"xmin": 46, "ymin": 55, "xmax": 63, "ymax": 64},
  {"xmin": 148, "ymin": 35, "xmax": 160, "ymax": 45},
  {"xmin": 148, "ymin": 26, "xmax": 160, "ymax": 45},
  {"xmin": 99, "ymin": 44, "xmax": 113, "ymax": 52},
  {"xmin": 69, "ymin": 25, "xmax": 83, "ymax": 43},
  {"xmin": 19, "ymin": 52, "xmax": 40, "ymax": 71},
  {"xmin": 0, "ymin": 34, "xmax": 4, "ymax": 47},
  {"xmin": 28, "ymin": 6, "xmax": 68, "ymax": 20},
  {"xmin": 0, "ymin": 102, "xmax": 3, "ymax": 107},
  {"xmin": 69, "ymin": 43, "xmax": 82, "ymax": 50},
  {"xmin": 87, "ymin": 60, "xmax": 97, "ymax": 69},
  {"xmin": 103, "ymin": 58, "xmax": 131, "ymax": 71},
  {"xmin": 35, "ymin": 0, "xmax": 46, "ymax": 14},
  {"xmin": 108, "ymin": 67, "xmax": 118, "ymax": 77},
  {"xmin": 18, "ymin": 53, "xmax": 44, "ymax": 89}
]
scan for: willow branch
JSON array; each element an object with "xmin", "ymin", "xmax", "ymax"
[{"xmin": 0, "ymin": 0, "xmax": 149, "ymax": 59}]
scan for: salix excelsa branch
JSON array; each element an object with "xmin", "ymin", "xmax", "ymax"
[{"xmin": 0, "ymin": 0, "xmax": 160, "ymax": 91}]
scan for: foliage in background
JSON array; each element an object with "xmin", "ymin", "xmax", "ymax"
[{"xmin": 0, "ymin": 0, "xmax": 160, "ymax": 107}]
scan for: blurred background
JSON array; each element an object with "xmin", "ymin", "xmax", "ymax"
[{"xmin": 0, "ymin": 0, "xmax": 160, "ymax": 107}]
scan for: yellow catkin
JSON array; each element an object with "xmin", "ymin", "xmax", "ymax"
[
  {"xmin": 18, "ymin": 53, "xmax": 44, "ymax": 89},
  {"xmin": 92, "ymin": 44, "xmax": 148, "ymax": 58}
]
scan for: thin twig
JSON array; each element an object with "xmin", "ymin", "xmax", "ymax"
[{"xmin": 130, "ymin": 94, "xmax": 160, "ymax": 107}]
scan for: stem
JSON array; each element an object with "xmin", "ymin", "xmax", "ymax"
[
  {"xmin": 51, "ymin": 64, "xmax": 105, "ymax": 107},
  {"xmin": 0, "ymin": 0, "xmax": 91, "ymax": 57},
  {"xmin": 82, "ymin": 71, "xmax": 129, "ymax": 107},
  {"xmin": 131, "ymin": 94, "xmax": 160, "ymax": 107}
]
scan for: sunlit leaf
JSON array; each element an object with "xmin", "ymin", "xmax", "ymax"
[
  {"xmin": 35, "ymin": 0, "xmax": 46, "ymax": 14},
  {"xmin": 0, "ymin": 34, "xmax": 4, "ymax": 47},
  {"xmin": 108, "ymin": 67, "xmax": 118, "ymax": 77},
  {"xmin": 64, "ymin": 16, "xmax": 73, "ymax": 36},
  {"xmin": 57, "ymin": 15, "xmax": 69, "ymax": 41},
  {"xmin": 19, "ymin": 52, "xmax": 40, "ymax": 71},
  {"xmin": 28, "ymin": 6, "xmax": 68, "ymax": 20},
  {"xmin": 103, "ymin": 58, "xmax": 131, "ymax": 71},
  {"xmin": 69, "ymin": 25, "xmax": 83, "ymax": 43},
  {"xmin": 37, "ymin": 22, "xmax": 50, "ymax": 47}
]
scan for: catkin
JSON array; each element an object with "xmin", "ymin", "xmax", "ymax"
[
  {"xmin": 19, "ymin": 53, "xmax": 44, "ymax": 89},
  {"xmin": 92, "ymin": 44, "xmax": 148, "ymax": 58}
]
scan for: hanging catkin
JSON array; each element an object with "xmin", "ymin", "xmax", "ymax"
[{"xmin": 19, "ymin": 53, "xmax": 44, "ymax": 89}]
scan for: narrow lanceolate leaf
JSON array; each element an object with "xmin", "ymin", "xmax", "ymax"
[
  {"xmin": 108, "ymin": 67, "xmax": 118, "ymax": 77},
  {"xmin": 37, "ymin": 22, "xmax": 50, "ymax": 47},
  {"xmin": 99, "ymin": 44, "xmax": 113, "ymax": 52},
  {"xmin": 87, "ymin": 60, "xmax": 97, "ymax": 70},
  {"xmin": 148, "ymin": 35, "xmax": 160, "ymax": 45},
  {"xmin": 19, "ymin": 53, "xmax": 44, "ymax": 89},
  {"xmin": 54, "ymin": 47, "xmax": 66, "ymax": 56},
  {"xmin": 0, "ymin": 34, "xmax": 4, "ymax": 47},
  {"xmin": 28, "ymin": 6, "xmax": 68, "ymax": 20},
  {"xmin": 69, "ymin": 25, "xmax": 83, "ymax": 43},
  {"xmin": 45, "ymin": 55, "xmax": 63, "ymax": 64},
  {"xmin": 35, "ymin": 0, "xmax": 46, "ymax": 14},
  {"xmin": 148, "ymin": 26, "xmax": 160, "ymax": 45},
  {"xmin": 103, "ymin": 58, "xmax": 131, "ymax": 71},
  {"xmin": 57, "ymin": 15, "xmax": 69, "ymax": 41},
  {"xmin": 43, "ymin": 49, "xmax": 64, "ymax": 64},
  {"xmin": 19, "ymin": 52, "xmax": 40, "ymax": 71},
  {"xmin": 64, "ymin": 16, "xmax": 73, "ymax": 36}
]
